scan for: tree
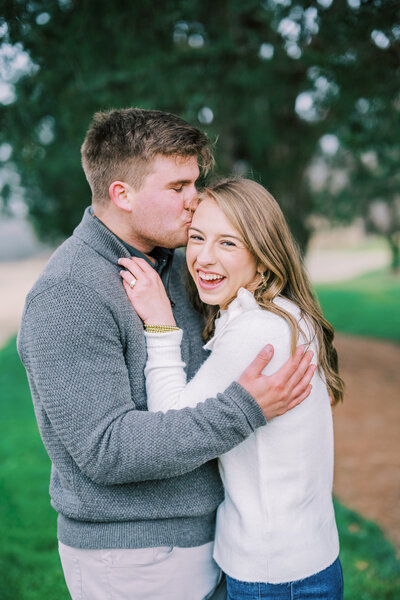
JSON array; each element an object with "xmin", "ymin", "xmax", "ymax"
[{"xmin": 1, "ymin": 0, "xmax": 399, "ymax": 254}]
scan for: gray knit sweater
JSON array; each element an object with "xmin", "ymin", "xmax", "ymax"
[{"xmin": 17, "ymin": 207, "xmax": 266, "ymax": 550}]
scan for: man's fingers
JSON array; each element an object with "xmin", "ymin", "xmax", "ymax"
[
  {"xmin": 287, "ymin": 385, "xmax": 312, "ymax": 411},
  {"xmin": 287, "ymin": 354, "xmax": 315, "ymax": 389},
  {"xmin": 241, "ymin": 344, "xmax": 274, "ymax": 379},
  {"xmin": 289, "ymin": 364, "xmax": 316, "ymax": 399},
  {"xmin": 273, "ymin": 345, "xmax": 306, "ymax": 381},
  {"xmin": 286, "ymin": 350, "xmax": 314, "ymax": 389}
]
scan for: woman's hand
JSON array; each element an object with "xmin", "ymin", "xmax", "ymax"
[{"xmin": 118, "ymin": 257, "xmax": 176, "ymax": 326}]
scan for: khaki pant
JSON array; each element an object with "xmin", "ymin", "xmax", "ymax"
[{"xmin": 59, "ymin": 541, "xmax": 221, "ymax": 600}]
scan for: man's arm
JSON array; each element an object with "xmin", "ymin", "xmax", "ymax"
[
  {"xmin": 19, "ymin": 280, "xmax": 313, "ymax": 487},
  {"xmin": 143, "ymin": 311, "xmax": 314, "ymax": 419},
  {"xmin": 18, "ymin": 280, "xmax": 266, "ymax": 486}
]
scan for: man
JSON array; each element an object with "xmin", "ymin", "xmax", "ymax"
[{"xmin": 18, "ymin": 108, "xmax": 314, "ymax": 600}]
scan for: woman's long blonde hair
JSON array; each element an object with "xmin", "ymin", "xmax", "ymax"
[{"xmin": 187, "ymin": 177, "xmax": 344, "ymax": 405}]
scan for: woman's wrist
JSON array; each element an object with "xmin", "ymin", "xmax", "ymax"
[{"xmin": 143, "ymin": 312, "xmax": 176, "ymax": 328}]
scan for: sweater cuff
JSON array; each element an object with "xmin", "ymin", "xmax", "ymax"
[
  {"xmin": 220, "ymin": 381, "xmax": 267, "ymax": 430},
  {"xmin": 144, "ymin": 329, "xmax": 183, "ymax": 348}
]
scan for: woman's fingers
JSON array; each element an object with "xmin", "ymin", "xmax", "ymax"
[
  {"xmin": 118, "ymin": 257, "xmax": 164, "ymax": 293},
  {"xmin": 118, "ymin": 258, "xmax": 143, "ymax": 280},
  {"xmin": 120, "ymin": 270, "xmax": 138, "ymax": 288},
  {"xmin": 119, "ymin": 256, "xmax": 174, "ymax": 325},
  {"xmin": 118, "ymin": 257, "xmax": 153, "ymax": 275},
  {"xmin": 123, "ymin": 280, "xmax": 133, "ymax": 295}
]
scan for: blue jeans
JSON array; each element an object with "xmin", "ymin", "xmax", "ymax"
[{"xmin": 226, "ymin": 557, "xmax": 343, "ymax": 599}]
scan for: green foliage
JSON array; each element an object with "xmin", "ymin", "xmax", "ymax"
[
  {"xmin": 0, "ymin": 336, "xmax": 399, "ymax": 598},
  {"xmin": 1, "ymin": 1, "xmax": 399, "ymax": 251},
  {"xmin": 315, "ymin": 269, "xmax": 400, "ymax": 342}
]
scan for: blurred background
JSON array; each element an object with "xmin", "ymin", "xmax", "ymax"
[{"xmin": 0, "ymin": 0, "xmax": 399, "ymax": 598}]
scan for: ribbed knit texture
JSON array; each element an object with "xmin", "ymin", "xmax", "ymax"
[{"xmin": 17, "ymin": 207, "xmax": 266, "ymax": 549}]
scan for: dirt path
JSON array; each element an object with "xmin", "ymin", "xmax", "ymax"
[
  {"xmin": 333, "ymin": 334, "xmax": 400, "ymax": 552},
  {"xmin": 0, "ymin": 257, "xmax": 399, "ymax": 552},
  {"xmin": 0, "ymin": 256, "xmax": 52, "ymax": 348}
]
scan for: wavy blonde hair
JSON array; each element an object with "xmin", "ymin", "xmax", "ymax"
[{"xmin": 187, "ymin": 177, "xmax": 344, "ymax": 405}]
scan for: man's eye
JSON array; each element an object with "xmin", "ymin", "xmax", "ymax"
[{"xmin": 172, "ymin": 185, "xmax": 184, "ymax": 192}]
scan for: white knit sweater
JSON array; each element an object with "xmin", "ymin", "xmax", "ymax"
[{"xmin": 145, "ymin": 288, "xmax": 339, "ymax": 583}]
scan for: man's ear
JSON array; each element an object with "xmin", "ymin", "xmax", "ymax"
[{"xmin": 108, "ymin": 181, "xmax": 134, "ymax": 212}]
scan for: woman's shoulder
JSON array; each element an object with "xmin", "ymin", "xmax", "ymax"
[
  {"xmin": 233, "ymin": 288, "xmax": 299, "ymax": 328},
  {"xmin": 205, "ymin": 289, "xmax": 293, "ymax": 351},
  {"xmin": 273, "ymin": 294, "xmax": 301, "ymax": 317}
]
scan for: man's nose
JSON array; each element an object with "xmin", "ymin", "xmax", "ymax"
[{"xmin": 184, "ymin": 185, "xmax": 198, "ymax": 211}]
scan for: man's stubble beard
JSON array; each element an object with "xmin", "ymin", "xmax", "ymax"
[{"xmin": 154, "ymin": 228, "xmax": 189, "ymax": 250}]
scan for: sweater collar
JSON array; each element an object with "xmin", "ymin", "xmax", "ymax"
[
  {"xmin": 203, "ymin": 288, "xmax": 260, "ymax": 351},
  {"xmin": 73, "ymin": 207, "xmax": 132, "ymax": 264},
  {"xmin": 73, "ymin": 207, "xmax": 174, "ymax": 277}
]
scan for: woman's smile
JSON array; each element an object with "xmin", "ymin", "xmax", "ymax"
[{"xmin": 197, "ymin": 269, "xmax": 226, "ymax": 289}]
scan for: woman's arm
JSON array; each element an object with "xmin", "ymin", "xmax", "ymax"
[
  {"xmin": 119, "ymin": 257, "xmax": 316, "ymax": 419},
  {"xmin": 144, "ymin": 311, "xmax": 296, "ymax": 414},
  {"xmin": 144, "ymin": 328, "xmax": 188, "ymax": 412}
]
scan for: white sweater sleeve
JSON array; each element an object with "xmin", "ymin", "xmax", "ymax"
[
  {"xmin": 144, "ymin": 329, "xmax": 188, "ymax": 412},
  {"xmin": 145, "ymin": 310, "xmax": 293, "ymax": 413}
]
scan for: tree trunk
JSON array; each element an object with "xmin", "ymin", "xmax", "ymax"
[{"xmin": 387, "ymin": 232, "xmax": 400, "ymax": 272}]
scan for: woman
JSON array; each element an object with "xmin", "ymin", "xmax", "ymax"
[{"xmin": 119, "ymin": 178, "xmax": 344, "ymax": 599}]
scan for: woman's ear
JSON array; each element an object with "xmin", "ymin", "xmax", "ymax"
[
  {"xmin": 108, "ymin": 181, "xmax": 134, "ymax": 213},
  {"xmin": 257, "ymin": 264, "xmax": 266, "ymax": 275}
]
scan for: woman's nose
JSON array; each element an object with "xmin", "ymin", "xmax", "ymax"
[{"xmin": 196, "ymin": 243, "xmax": 216, "ymax": 266}]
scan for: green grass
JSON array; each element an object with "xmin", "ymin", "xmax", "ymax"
[
  {"xmin": 314, "ymin": 269, "xmax": 400, "ymax": 343},
  {"xmin": 0, "ymin": 338, "xmax": 69, "ymax": 600},
  {"xmin": 1, "ymin": 337, "xmax": 399, "ymax": 599}
]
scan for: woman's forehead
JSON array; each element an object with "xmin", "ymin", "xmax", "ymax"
[{"xmin": 191, "ymin": 199, "xmax": 242, "ymax": 238}]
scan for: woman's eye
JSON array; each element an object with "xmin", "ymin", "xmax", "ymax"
[
  {"xmin": 189, "ymin": 234, "xmax": 204, "ymax": 241},
  {"xmin": 221, "ymin": 240, "xmax": 235, "ymax": 247}
]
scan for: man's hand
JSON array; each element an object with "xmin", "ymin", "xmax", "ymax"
[{"xmin": 238, "ymin": 345, "xmax": 316, "ymax": 421}]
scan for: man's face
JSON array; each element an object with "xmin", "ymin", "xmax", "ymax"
[{"xmin": 128, "ymin": 154, "xmax": 200, "ymax": 252}]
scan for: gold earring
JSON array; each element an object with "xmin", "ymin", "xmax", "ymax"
[{"xmin": 261, "ymin": 271, "xmax": 268, "ymax": 287}]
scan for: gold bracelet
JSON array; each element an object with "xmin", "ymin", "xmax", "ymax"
[{"xmin": 144, "ymin": 324, "xmax": 180, "ymax": 333}]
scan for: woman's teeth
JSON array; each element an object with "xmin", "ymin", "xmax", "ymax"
[{"xmin": 199, "ymin": 273, "xmax": 224, "ymax": 281}]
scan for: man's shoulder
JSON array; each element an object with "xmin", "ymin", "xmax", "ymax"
[
  {"xmin": 28, "ymin": 235, "xmax": 86, "ymax": 297},
  {"xmin": 25, "ymin": 231, "xmax": 119, "ymax": 312}
]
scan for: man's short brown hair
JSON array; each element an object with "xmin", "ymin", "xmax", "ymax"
[{"xmin": 81, "ymin": 108, "xmax": 214, "ymax": 203}]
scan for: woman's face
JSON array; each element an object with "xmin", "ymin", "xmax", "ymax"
[{"xmin": 186, "ymin": 198, "xmax": 260, "ymax": 310}]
